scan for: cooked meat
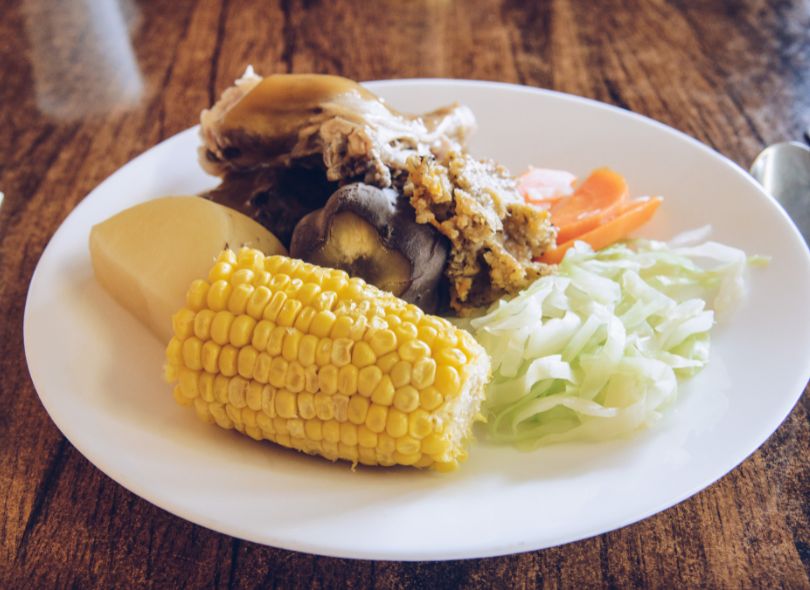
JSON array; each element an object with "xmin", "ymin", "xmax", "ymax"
[
  {"xmin": 202, "ymin": 159, "xmax": 338, "ymax": 246},
  {"xmin": 199, "ymin": 70, "xmax": 475, "ymax": 187},
  {"xmin": 404, "ymin": 152, "xmax": 557, "ymax": 313}
]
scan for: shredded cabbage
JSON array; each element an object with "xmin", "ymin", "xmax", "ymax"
[{"xmin": 469, "ymin": 236, "xmax": 757, "ymax": 448}]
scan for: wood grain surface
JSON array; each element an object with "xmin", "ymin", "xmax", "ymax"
[{"xmin": 1, "ymin": 0, "xmax": 809, "ymax": 587}]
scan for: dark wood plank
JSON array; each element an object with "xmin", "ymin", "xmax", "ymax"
[{"xmin": 0, "ymin": 0, "xmax": 808, "ymax": 587}]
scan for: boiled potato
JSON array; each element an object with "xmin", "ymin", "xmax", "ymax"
[{"xmin": 90, "ymin": 196, "xmax": 286, "ymax": 342}]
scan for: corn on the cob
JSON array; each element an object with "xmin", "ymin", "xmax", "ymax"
[{"xmin": 165, "ymin": 248, "xmax": 490, "ymax": 471}]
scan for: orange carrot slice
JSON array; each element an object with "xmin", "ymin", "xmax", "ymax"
[
  {"xmin": 550, "ymin": 167, "xmax": 629, "ymax": 244},
  {"xmin": 539, "ymin": 197, "xmax": 663, "ymax": 265}
]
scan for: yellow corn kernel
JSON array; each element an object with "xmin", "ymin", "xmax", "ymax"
[
  {"xmin": 321, "ymin": 441, "xmax": 339, "ymax": 460},
  {"xmin": 385, "ymin": 409, "xmax": 409, "ymax": 438},
  {"xmin": 297, "ymin": 392, "xmax": 316, "ymax": 419},
  {"xmin": 332, "ymin": 366, "xmax": 355, "ymax": 397},
  {"xmin": 314, "ymin": 393, "xmax": 335, "ymax": 420},
  {"xmin": 369, "ymin": 329, "xmax": 397, "ymax": 356},
  {"xmin": 310, "ymin": 310, "xmax": 336, "ymax": 338},
  {"xmin": 294, "ymin": 306, "xmax": 316, "ymax": 333},
  {"xmin": 421, "ymin": 432, "xmax": 449, "ymax": 456},
  {"xmin": 318, "ymin": 365, "xmax": 338, "ymax": 395},
  {"xmin": 329, "ymin": 315, "xmax": 353, "ymax": 339},
  {"xmin": 201, "ymin": 341, "xmax": 220, "ymax": 374},
  {"xmin": 378, "ymin": 432, "xmax": 396, "ymax": 454},
  {"xmin": 182, "ymin": 337, "xmax": 203, "ymax": 370},
  {"xmin": 178, "ymin": 368, "xmax": 199, "ymax": 399},
  {"xmin": 287, "ymin": 418, "xmax": 305, "ymax": 438},
  {"xmin": 419, "ymin": 386, "xmax": 444, "ymax": 411},
  {"xmin": 164, "ymin": 363, "xmax": 178, "ymax": 382},
  {"xmin": 245, "ymin": 424, "xmax": 263, "ymax": 441},
  {"xmin": 393, "ymin": 386, "xmax": 420, "ymax": 413},
  {"xmin": 394, "ymin": 322, "xmax": 418, "ymax": 343},
  {"xmin": 216, "ymin": 250, "xmax": 238, "ymax": 265},
  {"xmin": 333, "ymin": 395, "xmax": 349, "ymax": 421},
  {"xmin": 213, "ymin": 375, "xmax": 229, "ymax": 403},
  {"xmin": 246, "ymin": 381, "xmax": 263, "ymax": 411},
  {"xmin": 417, "ymin": 325, "xmax": 438, "ymax": 347},
  {"xmin": 331, "ymin": 338, "xmax": 353, "ymax": 367},
  {"xmin": 237, "ymin": 346, "xmax": 258, "ymax": 379},
  {"xmin": 399, "ymin": 339, "xmax": 431, "ymax": 363},
  {"xmin": 285, "ymin": 361, "xmax": 305, "ymax": 393},
  {"xmin": 268, "ymin": 357, "xmax": 288, "ymax": 388},
  {"xmin": 228, "ymin": 376, "xmax": 248, "ymax": 408},
  {"xmin": 228, "ymin": 283, "xmax": 254, "ymax": 315},
  {"xmin": 277, "ymin": 298, "xmax": 303, "ymax": 327},
  {"xmin": 256, "ymin": 411, "xmax": 274, "ymax": 434},
  {"xmin": 266, "ymin": 326, "xmax": 286, "ymax": 356},
  {"xmin": 248, "ymin": 351, "xmax": 268, "ymax": 383},
  {"xmin": 313, "ymin": 290, "xmax": 337, "ymax": 312},
  {"xmin": 340, "ymin": 422, "xmax": 358, "ymax": 446},
  {"xmin": 261, "ymin": 385, "xmax": 276, "ymax": 417},
  {"xmin": 436, "ymin": 347, "xmax": 467, "ymax": 368},
  {"xmin": 263, "ymin": 291, "xmax": 287, "ymax": 322},
  {"xmin": 390, "ymin": 360, "xmax": 412, "ymax": 388},
  {"xmin": 275, "ymin": 390, "xmax": 297, "ymax": 418},
  {"xmin": 370, "ymin": 375, "xmax": 395, "ymax": 406},
  {"xmin": 273, "ymin": 417, "xmax": 289, "ymax": 436},
  {"xmin": 304, "ymin": 365, "xmax": 319, "ymax": 393},
  {"xmin": 284, "ymin": 277, "xmax": 303, "ymax": 297},
  {"xmin": 193, "ymin": 309, "xmax": 215, "ymax": 340},
  {"xmin": 315, "ymin": 338, "xmax": 332, "ymax": 366},
  {"xmin": 385, "ymin": 314, "xmax": 402, "ymax": 328},
  {"xmin": 393, "ymin": 451, "xmax": 421, "ymax": 466},
  {"xmin": 412, "ymin": 358, "xmax": 437, "ymax": 389},
  {"xmin": 253, "ymin": 268, "xmax": 271, "ymax": 290},
  {"xmin": 304, "ymin": 419, "xmax": 323, "ymax": 442},
  {"xmin": 209, "ymin": 403, "xmax": 233, "ymax": 429},
  {"xmin": 268, "ymin": 273, "xmax": 290, "ymax": 291},
  {"xmin": 351, "ymin": 341, "xmax": 376, "ymax": 368},
  {"xmin": 357, "ymin": 366, "xmax": 383, "ymax": 397},
  {"xmin": 172, "ymin": 308, "xmax": 195, "ymax": 339},
  {"xmin": 251, "ymin": 319, "xmax": 274, "ymax": 350},
  {"xmin": 377, "ymin": 351, "xmax": 399, "ymax": 373},
  {"xmin": 435, "ymin": 365, "xmax": 462, "ymax": 397},
  {"xmin": 408, "ymin": 409, "xmax": 433, "ymax": 439},
  {"xmin": 208, "ymin": 261, "xmax": 233, "ymax": 282},
  {"xmin": 282, "ymin": 329, "xmax": 302, "ymax": 362},
  {"xmin": 210, "ymin": 310, "xmax": 234, "ymax": 345},
  {"xmin": 358, "ymin": 425, "xmax": 378, "ymax": 448},
  {"xmin": 365, "ymin": 404, "xmax": 388, "ymax": 434},
  {"xmin": 246, "ymin": 286, "xmax": 273, "ymax": 319},
  {"xmin": 348, "ymin": 315, "xmax": 368, "ymax": 341},
  {"xmin": 231, "ymin": 267, "xmax": 254, "ymax": 285},
  {"xmin": 347, "ymin": 396, "xmax": 370, "ymax": 425},
  {"xmin": 296, "ymin": 282, "xmax": 321, "ymax": 305},
  {"xmin": 218, "ymin": 345, "xmax": 238, "ymax": 376},
  {"xmin": 186, "ymin": 279, "xmax": 210, "ymax": 311},
  {"xmin": 322, "ymin": 419, "xmax": 340, "ymax": 443},
  {"xmin": 206, "ymin": 280, "xmax": 232, "ymax": 311},
  {"xmin": 193, "ymin": 397, "xmax": 214, "ymax": 424},
  {"xmin": 237, "ymin": 247, "xmax": 264, "ymax": 270},
  {"xmin": 322, "ymin": 269, "xmax": 348, "ymax": 292},
  {"xmin": 396, "ymin": 436, "xmax": 420, "ymax": 455},
  {"xmin": 230, "ymin": 315, "xmax": 256, "ymax": 348},
  {"xmin": 358, "ymin": 447, "xmax": 377, "ymax": 465},
  {"xmin": 198, "ymin": 372, "xmax": 215, "ymax": 402},
  {"xmin": 298, "ymin": 334, "xmax": 317, "ymax": 366},
  {"xmin": 338, "ymin": 443, "xmax": 359, "ymax": 464},
  {"xmin": 414, "ymin": 455, "xmax": 434, "ymax": 469},
  {"xmin": 166, "ymin": 337, "xmax": 182, "ymax": 365}
]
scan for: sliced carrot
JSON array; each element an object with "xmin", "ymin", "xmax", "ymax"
[
  {"xmin": 539, "ymin": 197, "xmax": 663, "ymax": 265},
  {"xmin": 550, "ymin": 167, "xmax": 629, "ymax": 244}
]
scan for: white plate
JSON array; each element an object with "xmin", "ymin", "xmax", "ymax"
[{"xmin": 24, "ymin": 80, "xmax": 810, "ymax": 560}]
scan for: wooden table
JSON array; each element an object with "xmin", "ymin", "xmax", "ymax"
[{"xmin": 2, "ymin": 0, "xmax": 808, "ymax": 587}]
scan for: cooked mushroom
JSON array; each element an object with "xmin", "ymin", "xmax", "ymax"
[{"xmin": 290, "ymin": 183, "xmax": 449, "ymax": 313}]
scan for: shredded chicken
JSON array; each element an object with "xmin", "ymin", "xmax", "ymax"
[{"xmin": 405, "ymin": 152, "xmax": 557, "ymax": 313}]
